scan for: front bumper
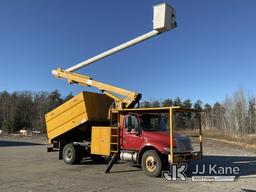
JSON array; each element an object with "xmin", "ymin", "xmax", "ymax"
[{"xmin": 169, "ymin": 151, "xmax": 202, "ymax": 163}]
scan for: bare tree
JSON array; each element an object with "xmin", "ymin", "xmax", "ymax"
[{"xmin": 247, "ymin": 95, "xmax": 256, "ymax": 134}]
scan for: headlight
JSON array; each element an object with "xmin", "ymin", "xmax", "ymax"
[
  {"xmin": 164, "ymin": 147, "xmax": 188, "ymax": 153},
  {"xmin": 164, "ymin": 147, "xmax": 180, "ymax": 153},
  {"xmin": 164, "ymin": 147, "xmax": 170, "ymax": 153}
]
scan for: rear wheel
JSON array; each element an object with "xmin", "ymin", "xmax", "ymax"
[
  {"xmin": 141, "ymin": 150, "xmax": 162, "ymax": 177},
  {"xmin": 62, "ymin": 143, "xmax": 82, "ymax": 164}
]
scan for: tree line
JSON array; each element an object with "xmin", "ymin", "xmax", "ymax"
[
  {"xmin": 141, "ymin": 89, "xmax": 256, "ymax": 137},
  {"xmin": 0, "ymin": 90, "xmax": 73, "ymax": 133},
  {"xmin": 0, "ymin": 89, "xmax": 255, "ymax": 137}
]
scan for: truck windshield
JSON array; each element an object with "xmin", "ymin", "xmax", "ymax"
[{"xmin": 141, "ymin": 114, "xmax": 168, "ymax": 131}]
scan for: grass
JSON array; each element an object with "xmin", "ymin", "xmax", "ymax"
[{"xmin": 203, "ymin": 129, "xmax": 256, "ymax": 147}]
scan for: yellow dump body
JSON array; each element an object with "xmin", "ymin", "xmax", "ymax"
[{"xmin": 45, "ymin": 91, "xmax": 113, "ymax": 143}]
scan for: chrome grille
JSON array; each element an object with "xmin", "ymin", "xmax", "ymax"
[{"xmin": 176, "ymin": 136, "xmax": 193, "ymax": 152}]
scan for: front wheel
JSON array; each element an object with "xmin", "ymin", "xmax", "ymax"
[{"xmin": 141, "ymin": 150, "xmax": 162, "ymax": 177}]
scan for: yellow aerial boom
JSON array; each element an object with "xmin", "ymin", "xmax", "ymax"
[
  {"xmin": 52, "ymin": 3, "xmax": 176, "ymax": 110},
  {"xmin": 52, "ymin": 68, "xmax": 141, "ymax": 110}
]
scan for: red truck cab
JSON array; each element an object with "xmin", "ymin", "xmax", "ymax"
[{"xmin": 119, "ymin": 112, "xmax": 201, "ymax": 177}]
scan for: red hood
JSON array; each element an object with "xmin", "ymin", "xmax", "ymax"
[{"xmin": 143, "ymin": 131, "xmax": 180, "ymax": 148}]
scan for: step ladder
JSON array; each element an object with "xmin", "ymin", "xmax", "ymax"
[
  {"xmin": 110, "ymin": 127, "xmax": 119, "ymax": 154},
  {"xmin": 105, "ymin": 112, "xmax": 120, "ymax": 173}
]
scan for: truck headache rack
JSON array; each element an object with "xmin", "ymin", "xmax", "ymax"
[{"xmin": 120, "ymin": 107, "xmax": 202, "ymax": 164}]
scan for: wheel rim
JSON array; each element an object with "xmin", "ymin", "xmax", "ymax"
[
  {"xmin": 65, "ymin": 148, "xmax": 73, "ymax": 161},
  {"xmin": 145, "ymin": 155, "xmax": 157, "ymax": 172}
]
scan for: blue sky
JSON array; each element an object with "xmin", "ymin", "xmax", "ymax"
[{"xmin": 0, "ymin": 0, "xmax": 256, "ymax": 104}]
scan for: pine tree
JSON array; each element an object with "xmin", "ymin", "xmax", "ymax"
[
  {"xmin": 162, "ymin": 98, "xmax": 173, "ymax": 107},
  {"xmin": 182, "ymin": 99, "xmax": 192, "ymax": 109},
  {"xmin": 194, "ymin": 100, "xmax": 203, "ymax": 110},
  {"xmin": 151, "ymin": 100, "xmax": 160, "ymax": 107},
  {"xmin": 173, "ymin": 97, "xmax": 182, "ymax": 106},
  {"xmin": 64, "ymin": 92, "xmax": 73, "ymax": 102}
]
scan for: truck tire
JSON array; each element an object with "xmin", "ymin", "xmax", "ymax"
[
  {"xmin": 141, "ymin": 150, "xmax": 162, "ymax": 177},
  {"xmin": 62, "ymin": 143, "xmax": 82, "ymax": 164}
]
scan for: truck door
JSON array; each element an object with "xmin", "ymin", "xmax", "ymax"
[{"xmin": 122, "ymin": 115, "xmax": 143, "ymax": 150}]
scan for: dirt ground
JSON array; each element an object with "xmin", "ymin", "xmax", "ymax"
[{"xmin": 0, "ymin": 136, "xmax": 256, "ymax": 192}]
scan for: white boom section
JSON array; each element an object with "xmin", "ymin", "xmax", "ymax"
[
  {"xmin": 65, "ymin": 30, "xmax": 159, "ymax": 72},
  {"xmin": 65, "ymin": 3, "xmax": 176, "ymax": 72}
]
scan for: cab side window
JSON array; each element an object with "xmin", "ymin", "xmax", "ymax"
[{"xmin": 125, "ymin": 115, "xmax": 141, "ymax": 132}]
